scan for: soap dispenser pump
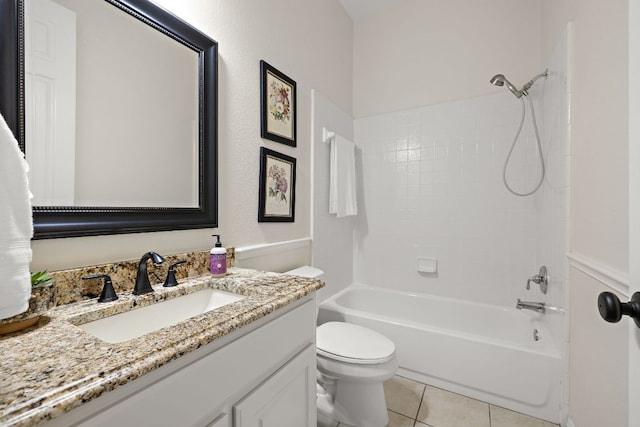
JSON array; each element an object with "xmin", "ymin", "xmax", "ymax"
[{"xmin": 210, "ymin": 234, "xmax": 227, "ymax": 277}]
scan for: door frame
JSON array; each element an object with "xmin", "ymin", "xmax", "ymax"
[{"xmin": 628, "ymin": 1, "xmax": 640, "ymax": 426}]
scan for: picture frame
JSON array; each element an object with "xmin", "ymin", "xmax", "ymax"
[
  {"xmin": 258, "ymin": 147, "xmax": 296, "ymax": 222},
  {"xmin": 260, "ymin": 60, "xmax": 297, "ymax": 146}
]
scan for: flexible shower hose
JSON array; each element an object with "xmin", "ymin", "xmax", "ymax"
[{"xmin": 502, "ymin": 96, "xmax": 545, "ymax": 197}]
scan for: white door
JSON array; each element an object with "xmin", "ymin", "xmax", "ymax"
[
  {"xmin": 629, "ymin": 1, "xmax": 640, "ymax": 426},
  {"xmin": 24, "ymin": 0, "xmax": 76, "ymax": 205},
  {"xmin": 233, "ymin": 345, "xmax": 316, "ymax": 427}
]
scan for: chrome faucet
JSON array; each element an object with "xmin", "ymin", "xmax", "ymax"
[
  {"xmin": 133, "ymin": 251, "xmax": 165, "ymax": 295},
  {"xmin": 516, "ymin": 299, "xmax": 545, "ymax": 313}
]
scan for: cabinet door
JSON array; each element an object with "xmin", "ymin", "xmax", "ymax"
[{"xmin": 234, "ymin": 345, "xmax": 316, "ymax": 427}]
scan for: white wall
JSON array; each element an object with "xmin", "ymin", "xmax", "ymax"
[
  {"xmin": 353, "ymin": 0, "xmax": 541, "ymax": 118},
  {"xmin": 541, "ymin": 1, "xmax": 630, "ymax": 426},
  {"xmin": 30, "ymin": 0, "xmax": 353, "ymax": 271},
  {"xmin": 311, "ymin": 90, "xmax": 355, "ymax": 301}
]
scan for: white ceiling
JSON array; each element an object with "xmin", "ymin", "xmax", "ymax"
[{"xmin": 338, "ymin": 0, "xmax": 406, "ymax": 22}]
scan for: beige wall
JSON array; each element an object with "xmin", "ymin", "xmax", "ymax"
[
  {"xmin": 542, "ymin": 0, "xmax": 630, "ymax": 425},
  {"xmin": 30, "ymin": 0, "xmax": 353, "ymax": 271},
  {"xmin": 569, "ymin": 270, "xmax": 628, "ymax": 427},
  {"xmin": 353, "ymin": 0, "xmax": 541, "ymax": 117},
  {"xmin": 542, "ymin": 0, "xmax": 629, "ymax": 271}
]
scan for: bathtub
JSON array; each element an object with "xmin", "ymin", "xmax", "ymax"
[{"xmin": 317, "ymin": 283, "xmax": 561, "ymax": 423}]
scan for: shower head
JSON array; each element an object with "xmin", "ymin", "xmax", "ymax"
[
  {"xmin": 489, "ymin": 74, "xmax": 505, "ymax": 86},
  {"xmin": 490, "ymin": 69, "xmax": 548, "ymax": 98},
  {"xmin": 489, "ymin": 74, "xmax": 524, "ymax": 98}
]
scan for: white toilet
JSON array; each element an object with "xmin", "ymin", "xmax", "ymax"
[{"xmin": 285, "ymin": 266, "xmax": 398, "ymax": 427}]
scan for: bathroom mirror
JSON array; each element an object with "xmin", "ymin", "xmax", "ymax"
[{"xmin": 0, "ymin": 0, "xmax": 218, "ymax": 238}]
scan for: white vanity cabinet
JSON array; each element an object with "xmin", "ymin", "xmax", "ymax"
[
  {"xmin": 233, "ymin": 345, "xmax": 316, "ymax": 427},
  {"xmin": 46, "ymin": 296, "xmax": 317, "ymax": 427}
]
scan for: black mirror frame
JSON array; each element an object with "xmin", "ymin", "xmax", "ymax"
[{"xmin": 0, "ymin": 0, "xmax": 218, "ymax": 239}]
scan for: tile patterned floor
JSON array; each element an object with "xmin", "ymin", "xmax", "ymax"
[{"xmin": 317, "ymin": 375, "xmax": 559, "ymax": 427}]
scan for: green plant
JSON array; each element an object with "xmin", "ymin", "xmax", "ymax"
[{"xmin": 30, "ymin": 271, "xmax": 53, "ymax": 288}]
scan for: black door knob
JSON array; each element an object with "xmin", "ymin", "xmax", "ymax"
[{"xmin": 598, "ymin": 291, "xmax": 640, "ymax": 328}]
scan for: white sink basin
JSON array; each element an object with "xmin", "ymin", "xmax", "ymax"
[{"xmin": 77, "ymin": 289, "xmax": 246, "ymax": 343}]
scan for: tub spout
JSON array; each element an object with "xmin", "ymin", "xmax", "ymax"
[{"xmin": 516, "ymin": 299, "xmax": 545, "ymax": 313}]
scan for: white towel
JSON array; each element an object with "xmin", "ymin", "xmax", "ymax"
[
  {"xmin": 329, "ymin": 134, "xmax": 358, "ymax": 217},
  {"xmin": 0, "ymin": 113, "xmax": 33, "ymax": 319}
]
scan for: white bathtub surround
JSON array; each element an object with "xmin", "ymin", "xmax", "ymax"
[
  {"xmin": 534, "ymin": 26, "xmax": 571, "ymax": 425},
  {"xmin": 348, "ymin": 36, "xmax": 569, "ymax": 423},
  {"xmin": 318, "ymin": 284, "xmax": 562, "ymax": 423},
  {"xmin": 353, "ymin": 88, "xmax": 567, "ymax": 309},
  {"xmin": 354, "ymin": 92, "xmax": 541, "ymax": 306},
  {"xmin": 0, "ymin": 113, "xmax": 34, "ymax": 319}
]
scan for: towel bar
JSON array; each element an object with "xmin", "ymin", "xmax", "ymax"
[{"xmin": 322, "ymin": 127, "xmax": 335, "ymax": 143}]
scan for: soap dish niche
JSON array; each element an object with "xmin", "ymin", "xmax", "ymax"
[{"xmin": 417, "ymin": 257, "xmax": 437, "ymax": 274}]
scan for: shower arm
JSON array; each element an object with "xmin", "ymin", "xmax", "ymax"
[{"xmin": 521, "ymin": 69, "xmax": 549, "ymax": 95}]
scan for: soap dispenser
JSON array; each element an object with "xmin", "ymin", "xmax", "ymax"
[{"xmin": 210, "ymin": 234, "xmax": 227, "ymax": 277}]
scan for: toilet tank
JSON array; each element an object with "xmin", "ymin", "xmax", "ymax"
[{"xmin": 285, "ymin": 266, "xmax": 324, "ymax": 319}]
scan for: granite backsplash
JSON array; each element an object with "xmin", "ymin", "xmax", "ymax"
[{"xmin": 48, "ymin": 248, "xmax": 235, "ymax": 306}]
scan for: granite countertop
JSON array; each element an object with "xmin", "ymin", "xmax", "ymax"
[{"xmin": 0, "ymin": 268, "xmax": 323, "ymax": 427}]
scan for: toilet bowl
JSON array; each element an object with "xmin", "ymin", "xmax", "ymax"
[{"xmin": 285, "ymin": 266, "xmax": 398, "ymax": 427}]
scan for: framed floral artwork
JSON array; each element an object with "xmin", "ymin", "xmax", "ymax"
[
  {"xmin": 260, "ymin": 60, "xmax": 297, "ymax": 146},
  {"xmin": 258, "ymin": 147, "xmax": 296, "ymax": 222}
]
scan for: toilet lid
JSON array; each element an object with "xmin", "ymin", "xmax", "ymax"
[{"xmin": 316, "ymin": 322, "xmax": 396, "ymax": 364}]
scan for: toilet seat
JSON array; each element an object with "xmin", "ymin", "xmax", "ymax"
[{"xmin": 316, "ymin": 322, "xmax": 396, "ymax": 365}]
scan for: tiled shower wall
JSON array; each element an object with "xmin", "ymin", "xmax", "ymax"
[
  {"xmin": 353, "ymin": 67, "xmax": 568, "ymax": 314},
  {"xmin": 355, "ymin": 93, "xmax": 538, "ymax": 307}
]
